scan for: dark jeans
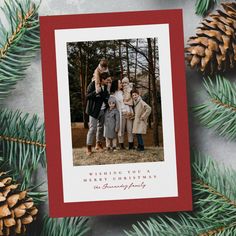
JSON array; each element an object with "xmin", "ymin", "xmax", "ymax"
[{"xmin": 136, "ymin": 134, "xmax": 144, "ymax": 146}]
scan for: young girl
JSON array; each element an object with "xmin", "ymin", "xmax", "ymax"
[
  {"xmin": 104, "ymin": 96, "xmax": 120, "ymax": 151},
  {"xmin": 131, "ymin": 89, "xmax": 151, "ymax": 151},
  {"xmin": 92, "ymin": 59, "xmax": 111, "ymax": 94}
]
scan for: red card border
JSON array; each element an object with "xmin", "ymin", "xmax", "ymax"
[{"xmin": 40, "ymin": 9, "xmax": 192, "ymax": 217}]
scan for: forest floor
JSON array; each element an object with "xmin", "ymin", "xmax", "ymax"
[{"xmin": 73, "ymin": 146, "xmax": 164, "ymax": 166}]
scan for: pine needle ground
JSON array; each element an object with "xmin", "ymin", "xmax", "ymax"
[{"xmin": 73, "ymin": 147, "xmax": 164, "ymax": 166}]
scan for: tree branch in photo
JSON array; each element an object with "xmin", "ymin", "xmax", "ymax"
[{"xmin": 125, "ymin": 41, "xmax": 150, "ymax": 64}]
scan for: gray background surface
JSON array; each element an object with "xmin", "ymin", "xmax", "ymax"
[{"xmin": 2, "ymin": 0, "xmax": 236, "ymax": 235}]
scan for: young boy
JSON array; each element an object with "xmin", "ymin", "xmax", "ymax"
[
  {"xmin": 92, "ymin": 59, "xmax": 111, "ymax": 94},
  {"xmin": 104, "ymin": 96, "xmax": 120, "ymax": 151},
  {"xmin": 131, "ymin": 89, "xmax": 151, "ymax": 151}
]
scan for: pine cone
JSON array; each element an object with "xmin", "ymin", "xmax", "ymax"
[
  {"xmin": 186, "ymin": 2, "xmax": 236, "ymax": 74},
  {"xmin": 0, "ymin": 172, "xmax": 38, "ymax": 235}
]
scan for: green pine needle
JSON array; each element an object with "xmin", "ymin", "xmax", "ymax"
[
  {"xmin": 192, "ymin": 75, "xmax": 236, "ymax": 141},
  {"xmin": 0, "ymin": 109, "xmax": 46, "ymax": 189},
  {"xmin": 27, "ymin": 181, "xmax": 47, "ymax": 205},
  {"xmin": 0, "ymin": 0, "xmax": 40, "ymax": 102},
  {"xmin": 195, "ymin": 0, "xmax": 218, "ymax": 16},
  {"xmin": 0, "ymin": 160, "xmax": 46, "ymax": 207},
  {"xmin": 124, "ymin": 151, "xmax": 236, "ymax": 235},
  {"xmin": 40, "ymin": 216, "xmax": 90, "ymax": 236}
]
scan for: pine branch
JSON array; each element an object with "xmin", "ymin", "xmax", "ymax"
[
  {"xmin": 27, "ymin": 181, "xmax": 47, "ymax": 205},
  {"xmin": 192, "ymin": 75, "xmax": 236, "ymax": 141},
  {"xmin": 0, "ymin": 159, "xmax": 46, "ymax": 207},
  {"xmin": 0, "ymin": 0, "xmax": 40, "ymax": 102},
  {"xmin": 39, "ymin": 216, "xmax": 90, "ymax": 236},
  {"xmin": 0, "ymin": 109, "xmax": 46, "ymax": 189},
  {"xmin": 195, "ymin": 0, "xmax": 217, "ymax": 16},
  {"xmin": 124, "ymin": 151, "xmax": 236, "ymax": 236},
  {"xmin": 0, "ymin": 160, "xmax": 46, "ymax": 235}
]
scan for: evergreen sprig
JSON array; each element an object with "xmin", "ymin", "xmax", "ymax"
[
  {"xmin": 192, "ymin": 75, "xmax": 236, "ymax": 141},
  {"xmin": 0, "ymin": 109, "xmax": 46, "ymax": 189},
  {"xmin": 27, "ymin": 182, "xmax": 47, "ymax": 205},
  {"xmin": 124, "ymin": 151, "xmax": 236, "ymax": 235},
  {"xmin": 40, "ymin": 217, "xmax": 90, "ymax": 236},
  {"xmin": 195, "ymin": 0, "xmax": 217, "ymax": 16},
  {"xmin": 0, "ymin": 159, "xmax": 46, "ymax": 207},
  {"xmin": 0, "ymin": 0, "xmax": 40, "ymax": 102}
]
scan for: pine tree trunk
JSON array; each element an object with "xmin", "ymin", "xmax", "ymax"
[
  {"xmin": 147, "ymin": 38, "xmax": 159, "ymax": 146},
  {"xmin": 113, "ymin": 41, "xmax": 116, "ymax": 77},
  {"xmin": 119, "ymin": 41, "xmax": 124, "ymax": 80},
  {"xmin": 153, "ymin": 38, "xmax": 157, "ymax": 73},
  {"xmin": 104, "ymin": 41, "xmax": 107, "ymax": 58},
  {"xmin": 148, "ymin": 72, "xmax": 152, "ymax": 128},
  {"xmin": 126, "ymin": 40, "xmax": 130, "ymax": 80},
  {"xmin": 78, "ymin": 46, "xmax": 88, "ymax": 129},
  {"xmin": 134, "ymin": 39, "xmax": 138, "ymax": 84}
]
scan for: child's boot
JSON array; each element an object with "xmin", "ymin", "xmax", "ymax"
[{"xmin": 128, "ymin": 142, "xmax": 134, "ymax": 150}]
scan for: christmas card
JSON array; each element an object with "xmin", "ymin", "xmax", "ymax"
[{"xmin": 40, "ymin": 9, "xmax": 192, "ymax": 217}]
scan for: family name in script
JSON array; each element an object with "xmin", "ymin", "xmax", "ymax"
[{"xmin": 94, "ymin": 182, "xmax": 146, "ymax": 191}]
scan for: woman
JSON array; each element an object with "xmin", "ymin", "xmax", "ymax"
[{"xmin": 110, "ymin": 79, "xmax": 134, "ymax": 150}]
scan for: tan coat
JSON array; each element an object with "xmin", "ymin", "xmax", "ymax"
[{"xmin": 132, "ymin": 97, "xmax": 151, "ymax": 134}]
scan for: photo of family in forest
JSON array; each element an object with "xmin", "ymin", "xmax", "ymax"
[{"xmin": 68, "ymin": 38, "xmax": 164, "ymax": 166}]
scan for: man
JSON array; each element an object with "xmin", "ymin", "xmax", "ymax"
[{"xmin": 85, "ymin": 72, "xmax": 110, "ymax": 155}]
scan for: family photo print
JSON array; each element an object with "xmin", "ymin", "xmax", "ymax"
[
  {"xmin": 40, "ymin": 10, "xmax": 192, "ymax": 217},
  {"xmin": 69, "ymin": 38, "xmax": 163, "ymax": 166}
]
